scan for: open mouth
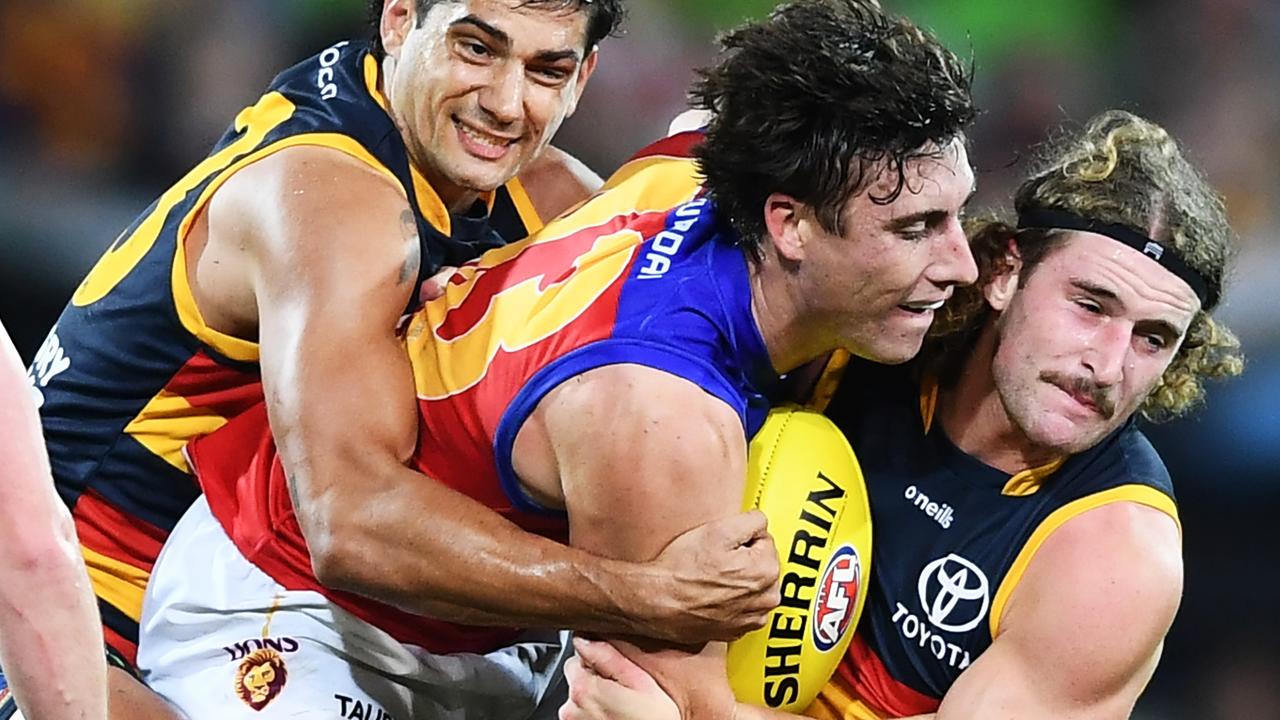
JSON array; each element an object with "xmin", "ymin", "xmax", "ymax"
[
  {"xmin": 454, "ymin": 118, "xmax": 517, "ymax": 160},
  {"xmin": 897, "ymin": 298, "xmax": 946, "ymax": 315}
]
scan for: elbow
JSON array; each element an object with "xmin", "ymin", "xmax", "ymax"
[{"xmin": 298, "ymin": 493, "xmax": 390, "ymax": 599}]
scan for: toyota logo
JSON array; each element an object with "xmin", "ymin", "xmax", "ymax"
[{"xmin": 917, "ymin": 554, "xmax": 990, "ymax": 633}]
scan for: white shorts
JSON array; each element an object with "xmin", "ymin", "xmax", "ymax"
[{"xmin": 138, "ymin": 496, "xmax": 569, "ymax": 720}]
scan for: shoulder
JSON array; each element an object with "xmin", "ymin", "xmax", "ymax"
[
  {"xmin": 999, "ymin": 500, "xmax": 1182, "ymax": 693},
  {"xmin": 516, "ymin": 146, "xmax": 604, "ymax": 223}
]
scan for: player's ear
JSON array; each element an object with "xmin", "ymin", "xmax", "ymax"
[
  {"xmin": 984, "ymin": 236, "xmax": 1022, "ymax": 311},
  {"xmin": 380, "ymin": 0, "xmax": 415, "ymax": 59},
  {"xmin": 564, "ymin": 49, "xmax": 599, "ymax": 118},
  {"xmin": 764, "ymin": 194, "xmax": 807, "ymax": 263}
]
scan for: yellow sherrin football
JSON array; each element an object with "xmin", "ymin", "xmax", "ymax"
[{"xmin": 726, "ymin": 405, "xmax": 873, "ymax": 712}]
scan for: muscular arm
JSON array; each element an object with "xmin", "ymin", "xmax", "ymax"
[
  {"xmin": 563, "ymin": 502, "xmax": 1179, "ymax": 720},
  {"xmin": 0, "ymin": 321, "xmax": 107, "ymax": 720},
  {"xmin": 934, "ymin": 502, "xmax": 1181, "ymax": 720},
  {"xmin": 536, "ymin": 365, "xmax": 756, "ymax": 719},
  {"xmin": 204, "ymin": 146, "xmax": 771, "ymax": 641}
]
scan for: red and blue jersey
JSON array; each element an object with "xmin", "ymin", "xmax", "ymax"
[
  {"xmin": 29, "ymin": 40, "xmax": 542, "ymax": 664},
  {"xmin": 189, "ymin": 132, "xmax": 782, "ymax": 654}
]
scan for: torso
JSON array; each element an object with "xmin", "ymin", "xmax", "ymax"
[
  {"xmin": 188, "ymin": 132, "xmax": 785, "ymax": 654},
  {"xmin": 808, "ymin": 359, "xmax": 1178, "ymax": 719},
  {"xmin": 29, "ymin": 40, "xmax": 540, "ymax": 663}
]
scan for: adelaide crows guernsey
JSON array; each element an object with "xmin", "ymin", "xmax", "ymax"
[
  {"xmin": 187, "ymin": 132, "xmax": 782, "ymax": 654},
  {"xmin": 29, "ymin": 40, "xmax": 541, "ymax": 663},
  {"xmin": 807, "ymin": 359, "xmax": 1179, "ymax": 719}
]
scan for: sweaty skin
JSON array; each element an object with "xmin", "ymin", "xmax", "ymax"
[
  {"xmin": 95, "ymin": 2, "xmax": 776, "ymax": 717},
  {"xmin": 561, "ymin": 232, "xmax": 1196, "ymax": 720}
]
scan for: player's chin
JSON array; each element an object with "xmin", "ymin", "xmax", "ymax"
[
  {"xmin": 458, "ymin": 157, "xmax": 526, "ymax": 194},
  {"xmin": 854, "ymin": 331, "xmax": 926, "ymax": 366}
]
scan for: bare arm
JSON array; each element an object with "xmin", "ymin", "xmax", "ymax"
[
  {"xmin": 538, "ymin": 365, "xmax": 760, "ymax": 719},
  {"xmin": 934, "ymin": 502, "xmax": 1181, "ymax": 720},
  {"xmin": 0, "ymin": 321, "xmax": 107, "ymax": 720},
  {"xmin": 205, "ymin": 145, "xmax": 772, "ymax": 642}
]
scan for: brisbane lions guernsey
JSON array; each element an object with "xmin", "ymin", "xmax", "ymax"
[
  {"xmin": 29, "ymin": 40, "xmax": 541, "ymax": 664},
  {"xmin": 804, "ymin": 359, "xmax": 1179, "ymax": 719},
  {"xmin": 188, "ymin": 132, "xmax": 781, "ymax": 654}
]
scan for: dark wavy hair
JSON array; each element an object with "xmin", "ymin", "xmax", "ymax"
[
  {"xmin": 367, "ymin": 0, "xmax": 623, "ymax": 59},
  {"xmin": 691, "ymin": 0, "xmax": 975, "ymax": 254},
  {"xmin": 925, "ymin": 111, "xmax": 1244, "ymax": 421}
]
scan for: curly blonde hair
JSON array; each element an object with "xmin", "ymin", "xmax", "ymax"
[{"xmin": 926, "ymin": 111, "xmax": 1244, "ymax": 421}]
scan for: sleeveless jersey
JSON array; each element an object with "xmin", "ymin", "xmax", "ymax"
[
  {"xmin": 28, "ymin": 40, "xmax": 542, "ymax": 663},
  {"xmin": 186, "ymin": 131, "xmax": 782, "ymax": 654},
  {"xmin": 806, "ymin": 359, "xmax": 1179, "ymax": 719}
]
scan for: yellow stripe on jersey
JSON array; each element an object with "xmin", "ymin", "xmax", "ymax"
[
  {"xmin": 917, "ymin": 375, "xmax": 1063, "ymax": 495},
  {"xmin": 1000, "ymin": 457, "xmax": 1067, "ymax": 497},
  {"xmin": 806, "ymin": 674, "xmax": 885, "ymax": 720},
  {"xmin": 542, "ymin": 153, "xmax": 701, "ymax": 237},
  {"xmin": 404, "ymin": 151, "xmax": 702, "ymax": 400},
  {"xmin": 83, "ymin": 546, "xmax": 150, "ymax": 622},
  {"xmin": 805, "ymin": 349, "xmax": 851, "ymax": 413},
  {"xmin": 359, "ymin": 54, "xmax": 452, "ymax": 234},
  {"xmin": 170, "ymin": 130, "xmax": 403, "ymax": 362},
  {"xmin": 505, "ymin": 175, "xmax": 545, "ymax": 236},
  {"xmin": 72, "ymin": 92, "xmax": 296, "ymax": 309},
  {"xmin": 989, "ymin": 484, "xmax": 1181, "ymax": 638},
  {"xmin": 123, "ymin": 389, "xmax": 232, "ymax": 473}
]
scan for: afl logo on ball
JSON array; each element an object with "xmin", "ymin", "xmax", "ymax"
[{"xmin": 812, "ymin": 544, "xmax": 861, "ymax": 652}]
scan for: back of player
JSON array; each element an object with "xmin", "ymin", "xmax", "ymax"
[{"xmin": 29, "ymin": 39, "xmax": 542, "ymax": 671}]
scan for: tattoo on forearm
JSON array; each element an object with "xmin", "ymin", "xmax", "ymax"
[{"xmin": 398, "ymin": 210, "xmax": 421, "ymax": 285}]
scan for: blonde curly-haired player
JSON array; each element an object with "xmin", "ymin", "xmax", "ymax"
[{"xmin": 560, "ymin": 110, "xmax": 1243, "ymax": 720}]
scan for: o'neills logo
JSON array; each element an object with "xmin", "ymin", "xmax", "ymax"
[
  {"xmin": 235, "ymin": 648, "xmax": 288, "ymax": 711},
  {"xmin": 811, "ymin": 544, "xmax": 861, "ymax": 652}
]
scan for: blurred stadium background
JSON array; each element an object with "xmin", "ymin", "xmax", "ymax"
[{"xmin": 1, "ymin": 1, "xmax": 1276, "ymax": 716}]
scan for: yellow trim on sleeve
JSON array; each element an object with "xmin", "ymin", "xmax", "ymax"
[
  {"xmin": 988, "ymin": 484, "xmax": 1181, "ymax": 638},
  {"xmin": 171, "ymin": 132, "xmax": 405, "ymax": 363},
  {"xmin": 504, "ymin": 175, "xmax": 545, "ymax": 236},
  {"xmin": 82, "ymin": 547, "xmax": 150, "ymax": 622}
]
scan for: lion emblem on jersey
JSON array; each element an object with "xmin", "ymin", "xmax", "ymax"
[{"xmin": 234, "ymin": 648, "xmax": 288, "ymax": 711}]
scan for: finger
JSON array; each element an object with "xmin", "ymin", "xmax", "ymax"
[
  {"xmin": 711, "ymin": 510, "xmax": 771, "ymax": 547},
  {"xmin": 573, "ymin": 638, "xmax": 658, "ymax": 690}
]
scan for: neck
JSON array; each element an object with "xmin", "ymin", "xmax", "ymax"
[
  {"xmin": 935, "ymin": 323, "xmax": 1062, "ymax": 474},
  {"xmin": 748, "ymin": 250, "xmax": 830, "ymax": 374},
  {"xmin": 378, "ymin": 61, "xmax": 480, "ymax": 215}
]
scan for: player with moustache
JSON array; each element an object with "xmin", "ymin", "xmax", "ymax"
[
  {"xmin": 134, "ymin": 1, "xmax": 978, "ymax": 717},
  {"xmin": 557, "ymin": 110, "xmax": 1245, "ymax": 720},
  {"xmin": 7, "ymin": 1, "xmax": 786, "ymax": 718}
]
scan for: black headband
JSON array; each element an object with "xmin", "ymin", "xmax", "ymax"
[{"xmin": 1016, "ymin": 207, "xmax": 1214, "ymax": 309}]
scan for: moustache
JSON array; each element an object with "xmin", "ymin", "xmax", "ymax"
[{"xmin": 1041, "ymin": 371, "xmax": 1116, "ymax": 419}]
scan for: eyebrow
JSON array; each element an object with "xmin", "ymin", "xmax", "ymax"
[
  {"xmin": 1069, "ymin": 278, "xmax": 1187, "ymax": 340},
  {"xmin": 886, "ymin": 186, "xmax": 977, "ymax": 230},
  {"xmin": 450, "ymin": 15, "xmax": 583, "ymax": 64}
]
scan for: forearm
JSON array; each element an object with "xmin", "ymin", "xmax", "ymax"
[
  {"xmin": 0, "ymin": 514, "xmax": 108, "ymax": 720},
  {"xmin": 312, "ymin": 458, "xmax": 657, "ymax": 633}
]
